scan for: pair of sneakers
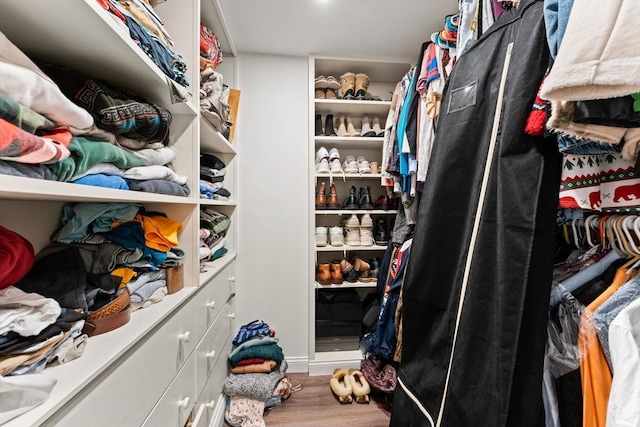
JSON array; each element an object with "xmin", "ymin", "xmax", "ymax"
[
  {"xmin": 343, "ymin": 214, "xmax": 374, "ymax": 246},
  {"xmin": 342, "ymin": 155, "xmax": 372, "ymax": 174},
  {"xmin": 315, "ymin": 226, "xmax": 344, "ymax": 247},
  {"xmin": 316, "ymin": 146, "xmax": 343, "ymax": 175}
]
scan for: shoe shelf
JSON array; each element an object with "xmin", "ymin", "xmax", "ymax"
[
  {"xmin": 316, "ymin": 245, "xmax": 388, "ymax": 252},
  {"xmin": 200, "ymin": 118, "xmax": 237, "ymax": 156},
  {"xmin": 315, "ymin": 209, "xmax": 397, "ymax": 215},
  {"xmin": 315, "ymin": 136, "xmax": 384, "ymax": 149},
  {"xmin": 315, "ymin": 281, "xmax": 376, "ymax": 289},
  {"xmin": 315, "ymin": 173, "xmax": 382, "ymax": 179},
  {"xmin": 315, "ymin": 99, "xmax": 391, "ymax": 116}
]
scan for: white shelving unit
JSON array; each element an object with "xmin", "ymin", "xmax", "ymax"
[
  {"xmin": 0, "ymin": 1, "xmax": 238, "ymax": 426},
  {"xmin": 308, "ymin": 56, "xmax": 410, "ymax": 375}
]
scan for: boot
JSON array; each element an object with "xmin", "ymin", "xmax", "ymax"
[
  {"xmin": 330, "ymin": 260, "xmax": 343, "ymax": 284},
  {"xmin": 327, "ymin": 182, "xmax": 342, "ymax": 210},
  {"xmin": 315, "ymin": 114, "xmax": 323, "ymax": 136},
  {"xmin": 336, "ymin": 116, "xmax": 349, "ymax": 137},
  {"xmin": 372, "ymin": 117, "xmax": 384, "ymax": 137},
  {"xmin": 316, "ymin": 181, "xmax": 327, "ymax": 210},
  {"xmin": 346, "ymin": 117, "xmax": 359, "ymax": 136},
  {"xmin": 324, "ymin": 114, "xmax": 336, "ymax": 136},
  {"xmin": 360, "ymin": 117, "xmax": 375, "ymax": 137},
  {"xmin": 355, "ymin": 73, "xmax": 370, "ymax": 100},
  {"xmin": 359, "ymin": 186, "xmax": 374, "ymax": 210},
  {"xmin": 343, "ymin": 186, "xmax": 359, "ymax": 210},
  {"xmin": 316, "ymin": 263, "xmax": 332, "ymax": 286},
  {"xmin": 340, "ymin": 72, "xmax": 356, "ymax": 100},
  {"xmin": 328, "ymin": 183, "xmax": 341, "ymax": 210},
  {"xmin": 374, "ymin": 219, "xmax": 389, "ymax": 245}
]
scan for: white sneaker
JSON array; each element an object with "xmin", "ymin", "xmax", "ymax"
[
  {"xmin": 315, "ymin": 226, "xmax": 328, "ymax": 247},
  {"xmin": 344, "ymin": 214, "xmax": 360, "ymax": 228},
  {"xmin": 329, "ymin": 158, "xmax": 343, "ymax": 175},
  {"xmin": 329, "ymin": 147, "xmax": 340, "ymax": 161},
  {"xmin": 345, "ymin": 227, "xmax": 361, "ymax": 246},
  {"xmin": 360, "ymin": 228, "xmax": 374, "ymax": 246},
  {"xmin": 357, "ymin": 156, "xmax": 372, "ymax": 174},
  {"xmin": 342, "ymin": 155, "xmax": 358, "ymax": 174},
  {"xmin": 329, "ymin": 226, "xmax": 344, "ymax": 246},
  {"xmin": 315, "ymin": 146, "xmax": 329, "ymax": 164},
  {"xmin": 360, "ymin": 213, "xmax": 373, "ymax": 229},
  {"xmin": 316, "ymin": 158, "xmax": 330, "ymax": 174}
]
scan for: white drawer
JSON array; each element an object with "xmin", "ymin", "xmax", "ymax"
[
  {"xmin": 193, "ymin": 337, "xmax": 232, "ymax": 427},
  {"xmin": 41, "ymin": 296, "xmax": 198, "ymax": 427},
  {"xmin": 142, "ymin": 353, "xmax": 197, "ymax": 427},
  {"xmin": 195, "ymin": 261, "xmax": 235, "ymax": 343},
  {"xmin": 195, "ymin": 303, "xmax": 233, "ymax": 397}
]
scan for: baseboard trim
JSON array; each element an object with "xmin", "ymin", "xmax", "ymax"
[
  {"xmin": 308, "ymin": 353, "xmax": 363, "ymax": 376},
  {"xmin": 286, "ymin": 356, "xmax": 309, "ymax": 373}
]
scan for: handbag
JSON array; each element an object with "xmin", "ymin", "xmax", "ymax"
[{"xmin": 232, "ymin": 319, "xmax": 270, "ymax": 346}]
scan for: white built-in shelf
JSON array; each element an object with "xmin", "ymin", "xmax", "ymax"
[
  {"xmin": 1, "ymin": 286, "xmax": 198, "ymax": 427},
  {"xmin": 316, "ymin": 173, "xmax": 382, "ymax": 179},
  {"xmin": 200, "ymin": 117, "xmax": 237, "ymax": 156},
  {"xmin": 315, "ymin": 58, "xmax": 411, "ymax": 84},
  {"xmin": 316, "ymin": 244, "xmax": 388, "ymax": 252},
  {"xmin": 315, "ymin": 99, "xmax": 391, "ymax": 116},
  {"xmin": 315, "ymin": 209, "xmax": 397, "ymax": 215},
  {"xmin": 315, "ymin": 136, "xmax": 384, "ymax": 148},
  {"xmin": 199, "ymin": 252, "xmax": 237, "ymax": 286},
  {"xmin": 315, "ymin": 281, "xmax": 376, "ymax": 289},
  {"xmin": 199, "ymin": 199, "xmax": 237, "ymax": 207},
  {"xmin": 0, "ymin": 176, "xmax": 198, "ymax": 205},
  {"xmin": 0, "ymin": 1, "xmax": 197, "ymax": 130}
]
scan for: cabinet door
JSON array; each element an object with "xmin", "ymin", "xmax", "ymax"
[
  {"xmin": 195, "ymin": 303, "xmax": 233, "ymax": 398},
  {"xmin": 142, "ymin": 354, "xmax": 197, "ymax": 427},
  {"xmin": 195, "ymin": 261, "xmax": 235, "ymax": 343}
]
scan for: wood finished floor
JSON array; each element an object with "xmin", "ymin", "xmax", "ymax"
[{"xmin": 225, "ymin": 373, "xmax": 392, "ymax": 427}]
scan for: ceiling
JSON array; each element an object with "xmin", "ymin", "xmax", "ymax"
[{"xmin": 211, "ymin": 0, "xmax": 459, "ymax": 62}]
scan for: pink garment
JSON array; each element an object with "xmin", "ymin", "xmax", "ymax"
[{"xmin": 0, "ymin": 118, "xmax": 70, "ymax": 164}]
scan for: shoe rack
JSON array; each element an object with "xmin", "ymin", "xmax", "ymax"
[{"xmin": 308, "ymin": 56, "xmax": 411, "ymax": 373}]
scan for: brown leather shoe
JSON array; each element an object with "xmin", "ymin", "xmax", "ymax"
[
  {"xmin": 316, "ymin": 263, "xmax": 332, "ymax": 286},
  {"xmin": 328, "ymin": 183, "xmax": 341, "ymax": 210},
  {"xmin": 316, "ymin": 181, "xmax": 327, "ymax": 210},
  {"xmin": 330, "ymin": 261, "xmax": 343, "ymax": 285}
]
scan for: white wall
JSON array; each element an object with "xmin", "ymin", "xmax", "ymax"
[{"xmin": 235, "ymin": 53, "xmax": 310, "ymax": 370}]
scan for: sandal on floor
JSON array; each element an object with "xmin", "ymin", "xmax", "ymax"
[
  {"xmin": 330, "ymin": 368, "xmax": 353, "ymax": 404},
  {"xmin": 348, "ymin": 368, "xmax": 371, "ymax": 404}
]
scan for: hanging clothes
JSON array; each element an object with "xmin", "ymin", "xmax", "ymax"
[{"xmin": 390, "ymin": 1, "xmax": 560, "ymax": 425}]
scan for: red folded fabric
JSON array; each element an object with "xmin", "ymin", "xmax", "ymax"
[
  {"xmin": 0, "ymin": 225, "xmax": 35, "ymax": 289},
  {"xmin": 234, "ymin": 358, "xmax": 265, "ymax": 367}
]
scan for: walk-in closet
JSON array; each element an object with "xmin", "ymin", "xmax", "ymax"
[{"xmin": 1, "ymin": 0, "xmax": 638, "ymax": 426}]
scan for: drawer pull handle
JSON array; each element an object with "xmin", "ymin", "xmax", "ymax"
[
  {"xmin": 205, "ymin": 400, "xmax": 215, "ymax": 409},
  {"xmin": 228, "ymin": 276, "xmax": 235, "ymax": 282},
  {"xmin": 206, "ymin": 301, "xmax": 216, "ymax": 309},
  {"xmin": 228, "ymin": 312, "xmax": 236, "ymax": 319},
  {"xmin": 178, "ymin": 397, "xmax": 190, "ymax": 409},
  {"xmin": 206, "ymin": 350, "xmax": 216, "ymax": 359},
  {"xmin": 178, "ymin": 331, "xmax": 191, "ymax": 342}
]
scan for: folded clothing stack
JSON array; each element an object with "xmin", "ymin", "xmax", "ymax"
[
  {"xmin": 199, "ymin": 208, "xmax": 231, "ymax": 263},
  {"xmin": 199, "ymin": 153, "xmax": 231, "ymax": 200}
]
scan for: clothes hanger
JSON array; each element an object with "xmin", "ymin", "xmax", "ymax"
[
  {"xmin": 571, "ymin": 217, "xmax": 585, "ymax": 249},
  {"xmin": 584, "ymin": 214, "xmax": 600, "ymax": 248},
  {"xmin": 624, "ymin": 215, "xmax": 640, "ymax": 255},
  {"xmin": 613, "ymin": 215, "xmax": 635, "ymax": 257}
]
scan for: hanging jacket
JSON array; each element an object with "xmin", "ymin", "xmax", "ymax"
[{"xmin": 390, "ymin": 1, "xmax": 561, "ymax": 426}]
